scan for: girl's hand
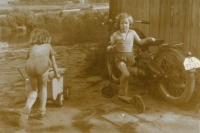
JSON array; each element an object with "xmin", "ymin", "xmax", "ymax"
[
  {"xmin": 56, "ymin": 72, "xmax": 61, "ymax": 79},
  {"xmin": 106, "ymin": 46, "xmax": 112, "ymax": 51}
]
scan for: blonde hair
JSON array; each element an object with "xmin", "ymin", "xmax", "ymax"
[
  {"xmin": 29, "ymin": 29, "xmax": 51, "ymax": 45},
  {"xmin": 115, "ymin": 13, "xmax": 134, "ymax": 30}
]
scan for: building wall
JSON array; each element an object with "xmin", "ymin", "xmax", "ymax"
[{"xmin": 109, "ymin": 0, "xmax": 200, "ymax": 56}]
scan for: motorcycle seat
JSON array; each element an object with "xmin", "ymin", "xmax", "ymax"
[
  {"xmin": 144, "ymin": 39, "xmax": 164, "ymax": 47},
  {"xmin": 140, "ymin": 39, "xmax": 164, "ymax": 51}
]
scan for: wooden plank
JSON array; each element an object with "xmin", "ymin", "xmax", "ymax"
[
  {"xmin": 132, "ymin": 0, "xmax": 136, "ymax": 17},
  {"xmin": 126, "ymin": 0, "xmax": 135, "ymax": 15},
  {"xmin": 142, "ymin": 0, "xmax": 150, "ymax": 36},
  {"xmin": 138, "ymin": 0, "xmax": 144, "ymax": 32},
  {"xmin": 109, "ymin": 0, "xmax": 117, "ymax": 35},
  {"xmin": 128, "ymin": 0, "xmax": 150, "ymax": 37},
  {"xmin": 177, "ymin": 0, "xmax": 185, "ymax": 45},
  {"xmin": 170, "ymin": 0, "xmax": 179, "ymax": 44},
  {"xmin": 109, "ymin": 0, "xmax": 113, "ymax": 19},
  {"xmin": 170, "ymin": 0, "xmax": 185, "ymax": 46},
  {"xmin": 165, "ymin": 0, "xmax": 172, "ymax": 44},
  {"xmin": 109, "ymin": 0, "xmax": 118, "ymax": 20},
  {"xmin": 159, "ymin": 0, "xmax": 171, "ymax": 44},
  {"xmin": 198, "ymin": 0, "xmax": 200, "ymax": 58},
  {"xmin": 121, "ymin": 0, "xmax": 126, "ymax": 13},
  {"xmin": 149, "ymin": 0, "xmax": 160, "ymax": 52},
  {"xmin": 133, "ymin": 0, "xmax": 140, "ymax": 29},
  {"xmin": 116, "ymin": 0, "xmax": 121, "ymax": 16},
  {"xmin": 183, "ymin": 0, "xmax": 192, "ymax": 51},
  {"xmin": 149, "ymin": 0, "xmax": 160, "ymax": 38},
  {"xmin": 190, "ymin": 0, "xmax": 199, "ymax": 54}
]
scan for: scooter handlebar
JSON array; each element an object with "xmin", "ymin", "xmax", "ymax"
[{"xmin": 134, "ymin": 20, "xmax": 150, "ymax": 24}]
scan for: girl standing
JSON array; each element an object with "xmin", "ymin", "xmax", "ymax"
[{"xmin": 19, "ymin": 29, "xmax": 60, "ymax": 128}]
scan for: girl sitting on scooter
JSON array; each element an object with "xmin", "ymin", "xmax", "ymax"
[{"xmin": 107, "ymin": 13, "xmax": 155, "ymax": 96}]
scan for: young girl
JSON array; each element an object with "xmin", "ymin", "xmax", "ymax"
[
  {"xmin": 107, "ymin": 13, "xmax": 155, "ymax": 96},
  {"xmin": 19, "ymin": 29, "xmax": 60, "ymax": 128}
]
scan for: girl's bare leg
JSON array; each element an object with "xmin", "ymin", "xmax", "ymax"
[
  {"xmin": 38, "ymin": 70, "xmax": 48, "ymax": 115},
  {"xmin": 19, "ymin": 77, "xmax": 38, "ymax": 129},
  {"xmin": 26, "ymin": 77, "xmax": 38, "ymax": 108},
  {"xmin": 118, "ymin": 62, "xmax": 130, "ymax": 96}
]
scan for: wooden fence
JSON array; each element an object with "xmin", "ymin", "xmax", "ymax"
[{"xmin": 109, "ymin": 0, "xmax": 200, "ymax": 57}]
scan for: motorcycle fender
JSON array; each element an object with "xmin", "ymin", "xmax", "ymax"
[
  {"xmin": 154, "ymin": 47, "xmax": 197, "ymax": 74},
  {"xmin": 154, "ymin": 47, "xmax": 185, "ymax": 60}
]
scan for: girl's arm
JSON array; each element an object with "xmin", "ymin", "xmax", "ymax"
[
  {"xmin": 107, "ymin": 34, "xmax": 116, "ymax": 51},
  {"xmin": 51, "ymin": 55, "xmax": 60, "ymax": 79},
  {"xmin": 49, "ymin": 44, "xmax": 60, "ymax": 79},
  {"xmin": 110, "ymin": 34, "xmax": 116, "ymax": 46},
  {"xmin": 134, "ymin": 31, "xmax": 155, "ymax": 45}
]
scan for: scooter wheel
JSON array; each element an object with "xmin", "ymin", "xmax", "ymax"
[
  {"xmin": 64, "ymin": 86, "xmax": 70, "ymax": 100},
  {"xmin": 101, "ymin": 86, "xmax": 114, "ymax": 98},
  {"xmin": 58, "ymin": 93, "xmax": 64, "ymax": 107},
  {"xmin": 133, "ymin": 95, "xmax": 145, "ymax": 113}
]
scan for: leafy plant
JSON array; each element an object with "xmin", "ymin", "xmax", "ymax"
[
  {"xmin": 6, "ymin": 8, "xmax": 36, "ymax": 30},
  {"xmin": 60, "ymin": 10, "xmax": 109, "ymax": 44}
]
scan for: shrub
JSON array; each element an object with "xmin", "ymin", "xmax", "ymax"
[
  {"xmin": 36, "ymin": 13, "xmax": 63, "ymax": 44},
  {"xmin": 61, "ymin": 10, "xmax": 109, "ymax": 45},
  {"xmin": 3, "ymin": 9, "xmax": 109, "ymax": 46},
  {"xmin": 6, "ymin": 9, "xmax": 36, "ymax": 30}
]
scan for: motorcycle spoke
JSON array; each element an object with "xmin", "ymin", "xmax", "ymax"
[
  {"xmin": 162, "ymin": 77, "xmax": 183, "ymax": 97},
  {"xmin": 159, "ymin": 53, "xmax": 186, "ymax": 96},
  {"xmin": 170, "ymin": 79, "xmax": 184, "ymax": 97},
  {"xmin": 162, "ymin": 53, "xmax": 182, "ymax": 73},
  {"xmin": 166, "ymin": 80, "xmax": 173, "ymax": 95},
  {"xmin": 165, "ymin": 62, "xmax": 182, "ymax": 74},
  {"xmin": 161, "ymin": 56, "xmax": 170, "ymax": 71},
  {"xmin": 169, "ymin": 80, "xmax": 176, "ymax": 96},
  {"xmin": 172, "ymin": 78, "xmax": 186, "ymax": 86}
]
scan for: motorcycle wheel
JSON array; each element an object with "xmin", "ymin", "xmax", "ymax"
[
  {"xmin": 154, "ymin": 49, "xmax": 195, "ymax": 104},
  {"xmin": 106, "ymin": 51, "xmax": 120, "ymax": 83}
]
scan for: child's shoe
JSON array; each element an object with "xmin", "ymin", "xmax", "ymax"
[
  {"xmin": 19, "ymin": 107, "xmax": 31, "ymax": 129},
  {"xmin": 118, "ymin": 88, "xmax": 125, "ymax": 96},
  {"xmin": 31, "ymin": 108, "xmax": 47, "ymax": 120},
  {"xmin": 31, "ymin": 112, "xmax": 47, "ymax": 120}
]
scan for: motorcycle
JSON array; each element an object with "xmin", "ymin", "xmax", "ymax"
[{"xmin": 102, "ymin": 20, "xmax": 200, "ymax": 104}]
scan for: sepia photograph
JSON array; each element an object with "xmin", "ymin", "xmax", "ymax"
[{"xmin": 0, "ymin": 0, "xmax": 199, "ymax": 133}]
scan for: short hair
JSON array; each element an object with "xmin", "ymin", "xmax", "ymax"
[
  {"xmin": 114, "ymin": 13, "xmax": 134, "ymax": 30},
  {"xmin": 29, "ymin": 29, "xmax": 51, "ymax": 45}
]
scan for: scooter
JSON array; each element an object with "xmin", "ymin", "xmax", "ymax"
[{"xmin": 101, "ymin": 49, "xmax": 145, "ymax": 113}]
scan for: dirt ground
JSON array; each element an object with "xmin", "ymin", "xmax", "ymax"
[
  {"xmin": 0, "ymin": 1, "xmax": 199, "ymax": 133},
  {"xmin": 0, "ymin": 43, "xmax": 199, "ymax": 133}
]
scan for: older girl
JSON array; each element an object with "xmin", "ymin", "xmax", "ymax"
[{"xmin": 107, "ymin": 13, "xmax": 155, "ymax": 96}]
